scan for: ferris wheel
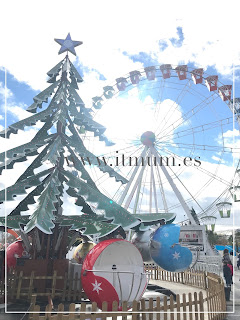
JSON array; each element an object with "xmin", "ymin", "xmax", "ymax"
[{"xmin": 82, "ymin": 64, "xmax": 240, "ymax": 227}]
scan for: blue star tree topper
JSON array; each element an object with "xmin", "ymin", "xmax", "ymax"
[{"xmin": 54, "ymin": 33, "xmax": 82, "ymax": 56}]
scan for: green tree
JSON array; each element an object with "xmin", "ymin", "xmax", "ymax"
[
  {"xmin": 206, "ymin": 230, "xmax": 219, "ymax": 246},
  {"xmin": 0, "ymin": 35, "xmax": 174, "ymax": 262}
]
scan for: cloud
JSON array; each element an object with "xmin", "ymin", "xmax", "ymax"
[
  {"xmin": 1, "ymin": 0, "xmax": 240, "ymax": 93},
  {"xmin": 7, "ymin": 105, "xmax": 32, "ymax": 121},
  {"xmin": 1, "ymin": 0, "xmax": 239, "ymax": 233},
  {"xmin": 0, "ymin": 82, "xmax": 13, "ymax": 101},
  {"xmin": 212, "ymin": 155, "xmax": 225, "ymax": 163},
  {"xmin": 216, "ymin": 128, "xmax": 240, "ymax": 164}
]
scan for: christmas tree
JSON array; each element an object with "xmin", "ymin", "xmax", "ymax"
[{"xmin": 0, "ymin": 34, "xmax": 172, "ymax": 266}]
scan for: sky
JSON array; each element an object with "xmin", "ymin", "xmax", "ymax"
[{"xmin": 0, "ymin": 0, "xmax": 240, "ymax": 233}]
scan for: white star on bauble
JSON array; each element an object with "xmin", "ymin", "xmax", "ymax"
[
  {"xmin": 92, "ymin": 280, "xmax": 103, "ymax": 294},
  {"xmin": 164, "ymin": 233, "xmax": 169, "ymax": 238},
  {"xmin": 172, "ymin": 251, "xmax": 181, "ymax": 260}
]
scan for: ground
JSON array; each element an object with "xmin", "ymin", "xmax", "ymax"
[{"xmin": 225, "ymin": 266, "xmax": 240, "ymax": 318}]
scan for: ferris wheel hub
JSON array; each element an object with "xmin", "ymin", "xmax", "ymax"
[{"xmin": 140, "ymin": 131, "xmax": 155, "ymax": 146}]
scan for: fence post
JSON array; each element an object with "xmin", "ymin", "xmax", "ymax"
[
  {"xmin": 101, "ymin": 301, "xmax": 108, "ymax": 320},
  {"xmin": 73, "ymin": 272, "xmax": 78, "ymax": 301},
  {"xmin": 156, "ymin": 296, "xmax": 161, "ymax": 320},
  {"xmin": 57, "ymin": 303, "xmax": 64, "ymax": 320},
  {"xmin": 199, "ymin": 291, "xmax": 204, "ymax": 320},
  {"xmin": 181, "ymin": 271, "xmax": 184, "ymax": 284},
  {"xmin": 141, "ymin": 298, "xmax": 146, "ymax": 320},
  {"xmin": 188, "ymin": 292, "xmax": 193, "ymax": 320},
  {"xmin": 182, "ymin": 293, "xmax": 187, "ymax": 320},
  {"xmin": 67, "ymin": 272, "xmax": 73, "ymax": 302},
  {"xmin": 68, "ymin": 303, "xmax": 76, "ymax": 320},
  {"xmin": 193, "ymin": 292, "xmax": 199, "ymax": 320},
  {"xmin": 16, "ymin": 270, "xmax": 23, "ymax": 299},
  {"xmin": 149, "ymin": 298, "xmax": 153, "ymax": 320},
  {"xmin": 176, "ymin": 294, "xmax": 181, "ymax": 320},
  {"xmin": 203, "ymin": 271, "xmax": 208, "ymax": 290},
  {"xmin": 32, "ymin": 304, "xmax": 40, "ymax": 320},
  {"xmin": 45, "ymin": 304, "xmax": 52, "ymax": 320},
  {"xmin": 28, "ymin": 271, "xmax": 35, "ymax": 299},
  {"xmin": 132, "ymin": 300, "xmax": 138, "ymax": 320},
  {"xmin": 10, "ymin": 272, "xmax": 17, "ymax": 300},
  {"xmin": 51, "ymin": 270, "xmax": 57, "ymax": 299},
  {"xmin": 62, "ymin": 271, "xmax": 67, "ymax": 302},
  {"xmin": 28, "ymin": 294, "xmax": 37, "ymax": 320},
  {"xmin": 163, "ymin": 295, "xmax": 168, "ymax": 320},
  {"xmin": 30, "ymin": 294, "xmax": 37, "ymax": 311},
  {"xmin": 122, "ymin": 301, "xmax": 128, "ymax": 320},
  {"xmin": 169, "ymin": 295, "xmax": 174, "ymax": 320}
]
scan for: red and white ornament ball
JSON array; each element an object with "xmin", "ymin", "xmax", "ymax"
[
  {"xmin": 6, "ymin": 240, "xmax": 27, "ymax": 270},
  {"xmin": 81, "ymin": 239, "xmax": 147, "ymax": 311}
]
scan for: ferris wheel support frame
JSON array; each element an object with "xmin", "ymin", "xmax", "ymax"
[
  {"xmin": 124, "ymin": 153, "xmax": 148, "ymax": 210},
  {"xmin": 150, "ymin": 149, "xmax": 159, "ymax": 213},
  {"xmin": 118, "ymin": 146, "xmax": 148, "ymax": 206},
  {"xmin": 155, "ymin": 162, "xmax": 169, "ymax": 213},
  {"xmin": 150, "ymin": 146, "xmax": 196, "ymax": 225}
]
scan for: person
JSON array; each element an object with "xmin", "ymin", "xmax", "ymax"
[
  {"xmin": 222, "ymin": 248, "xmax": 231, "ymax": 264},
  {"xmin": 227, "ymin": 261, "xmax": 233, "ymax": 284},
  {"xmin": 237, "ymin": 254, "xmax": 240, "ymax": 269},
  {"xmin": 223, "ymin": 262, "xmax": 232, "ymax": 288}
]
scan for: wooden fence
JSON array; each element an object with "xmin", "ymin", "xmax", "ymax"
[
  {"xmin": 144, "ymin": 265, "xmax": 208, "ymax": 289},
  {"xmin": 0, "ymin": 270, "xmax": 87, "ymax": 302},
  {"xmin": 26, "ymin": 267, "xmax": 226, "ymax": 320},
  {"xmin": 28, "ymin": 292, "xmax": 207, "ymax": 320}
]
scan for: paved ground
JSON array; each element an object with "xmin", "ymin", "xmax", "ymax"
[{"xmin": 224, "ymin": 267, "xmax": 240, "ymax": 319}]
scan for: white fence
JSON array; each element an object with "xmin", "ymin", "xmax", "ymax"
[{"xmin": 193, "ymin": 262, "xmax": 221, "ymax": 275}]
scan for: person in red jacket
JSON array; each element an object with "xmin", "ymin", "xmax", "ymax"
[
  {"xmin": 227, "ymin": 261, "xmax": 233, "ymax": 284},
  {"xmin": 223, "ymin": 262, "xmax": 232, "ymax": 288}
]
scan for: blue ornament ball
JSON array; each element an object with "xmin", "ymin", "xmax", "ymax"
[{"xmin": 150, "ymin": 224, "xmax": 192, "ymax": 272}]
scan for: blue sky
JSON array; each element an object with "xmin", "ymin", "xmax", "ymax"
[{"xmin": 0, "ymin": 0, "xmax": 239, "ymax": 230}]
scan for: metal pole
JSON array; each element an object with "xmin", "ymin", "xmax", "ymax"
[
  {"xmin": 149, "ymin": 152, "xmax": 153, "ymax": 213},
  {"xmin": 124, "ymin": 149, "xmax": 149, "ymax": 210},
  {"xmin": 150, "ymin": 146, "xmax": 196, "ymax": 224},
  {"xmin": 150, "ymin": 149, "xmax": 158, "ymax": 213},
  {"xmin": 156, "ymin": 160, "xmax": 168, "ymax": 213},
  {"xmin": 118, "ymin": 146, "xmax": 148, "ymax": 205}
]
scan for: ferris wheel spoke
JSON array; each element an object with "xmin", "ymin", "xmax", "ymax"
[
  {"xmin": 160, "ymin": 159, "xmax": 207, "ymax": 218},
  {"xmin": 156, "ymin": 141, "xmax": 239, "ymax": 154},
  {"xmin": 159, "ymin": 147, "xmax": 232, "ymax": 219},
  {"xmin": 155, "ymin": 79, "xmax": 192, "ymax": 137},
  {"xmin": 152, "ymin": 152, "xmax": 205, "ymax": 214},
  {"xmin": 198, "ymin": 187, "xmax": 232, "ymax": 218},
  {"xmin": 159, "ymin": 117, "xmax": 233, "ymax": 142},
  {"xmin": 154, "ymin": 78, "xmax": 165, "ymax": 120},
  {"xmin": 157, "ymin": 93, "xmax": 218, "ymax": 140},
  {"xmin": 159, "ymin": 147, "xmax": 232, "ymax": 187}
]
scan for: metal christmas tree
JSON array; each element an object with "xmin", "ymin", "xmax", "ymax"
[{"xmin": 0, "ymin": 34, "xmax": 169, "ymax": 267}]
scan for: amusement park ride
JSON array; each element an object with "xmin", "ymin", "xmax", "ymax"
[{"xmin": 0, "ymin": 34, "xmax": 240, "ymax": 308}]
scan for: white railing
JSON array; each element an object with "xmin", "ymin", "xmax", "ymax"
[{"xmin": 193, "ymin": 261, "xmax": 221, "ymax": 275}]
